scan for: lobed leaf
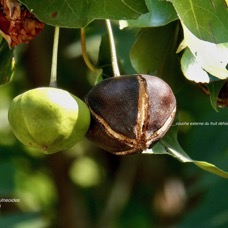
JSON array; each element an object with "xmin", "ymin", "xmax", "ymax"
[
  {"xmin": 171, "ymin": 0, "xmax": 228, "ymax": 43},
  {"xmin": 20, "ymin": 0, "xmax": 148, "ymax": 28}
]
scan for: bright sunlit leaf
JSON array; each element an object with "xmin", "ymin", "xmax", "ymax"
[
  {"xmin": 181, "ymin": 24, "xmax": 228, "ymax": 80},
  {"xmin": 181, "ymin": 48, "xmax": 210, "ymax": 83}
]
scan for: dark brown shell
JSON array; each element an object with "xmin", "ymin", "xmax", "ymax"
[{"xmin": 85, "ymin": 74, "xmax": 176, "ymax": 155}]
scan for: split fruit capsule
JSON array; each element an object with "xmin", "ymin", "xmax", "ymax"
[{"xmin": 85, "ymin": 74, "xmax": 176, "ymax": 155}]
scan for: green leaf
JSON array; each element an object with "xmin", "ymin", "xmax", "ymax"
[
  {"xmin": 97, "ymin": 33, "xmax": 113, "ymax": 79},
  {"xmin": 171, "ymin": 0, "xmax": 228, "ymax": 43},
  {"xmin": 130, "ymin": 23, "xmax": 179, "ymax": 78},
  {"xmin": 93, "ymin": 69, "xmax": 103, "ymax": 85},
  {"xmin": 193, "ymin": 161, "xmax": 228, "ymax": 179},
  {"xmin": 0, "ymin": 39, "xmax": 14, "ymax": 86},
  {"xmin": 120, "ymin": 0, "xmax": 178, "ymax": 28},
  {"xmin": 20, "ymin": 0, "xmax": 148, "ymax": 28},
  {"xmin": 143, "ymin": 123, "xmax": 228, "ymax": 179},
  {"xmin": 206, "ymin": 80, "xmax": 227, "ymax": 111},
  {"xmin": 180, "ymin": 24, "xmax": 228, "ymax": 80}
]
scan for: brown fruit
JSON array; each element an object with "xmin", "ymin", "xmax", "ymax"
[{"xmin": 85, "ymin": 74, "xmax": 176, "ymax": 155}]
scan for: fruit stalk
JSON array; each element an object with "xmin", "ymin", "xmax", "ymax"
[
  {"xmin": 105, "ymin": 19, "xmax": 120, "ymax": 77},
  {"xmin": 80, "ymin": 27, "xmax": 97, "ymax": 73},
  {"xmin": 50, "ymin": 26, "xmax": 60, "ymax": 87}
]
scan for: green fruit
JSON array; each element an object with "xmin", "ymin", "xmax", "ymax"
[{"xmin": 8, "ymin": 87, "xmax": 90, "ymax": 153}]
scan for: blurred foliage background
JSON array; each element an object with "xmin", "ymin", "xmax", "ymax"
[{"xmin": 0, "ymin": 20, "xmax": 228, "ymax": 228}]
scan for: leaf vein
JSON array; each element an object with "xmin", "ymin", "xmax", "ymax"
[
  {"xmin": 121, "ymin": 0, "xmax": 143, "ymax": 14},
  {"xmin": 64, "ymin": 0, "xmax": 81, "ymax": 20}
]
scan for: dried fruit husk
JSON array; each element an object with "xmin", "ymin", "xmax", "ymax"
[{"xmin": 0, "ymin": 0, "xmax": 44, "ymax": 47}]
